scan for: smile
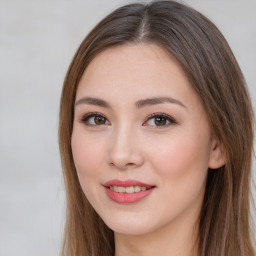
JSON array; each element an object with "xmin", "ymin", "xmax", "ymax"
[
  {"xmin": 104, "ymin": 179, "xmax": 155, "ymax": 203},
  {"xmin": 109, "ymin": 186, "xmax": 148, "ymax": 193}
]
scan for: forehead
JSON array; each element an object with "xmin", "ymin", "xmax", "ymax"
[{"xmin": 76, "ymin": 43, "xmax": 196, "ymax": 105}]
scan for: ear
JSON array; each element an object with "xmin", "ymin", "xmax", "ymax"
[{"xmin": 208, "ymin": 138, "xmax": 226, "ymax": 169}]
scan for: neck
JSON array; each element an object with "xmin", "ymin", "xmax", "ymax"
[{"xmin": 114, "ymin": 212, "xmax": 199, "ymax": 256}]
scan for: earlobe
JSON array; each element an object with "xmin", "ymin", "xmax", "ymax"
[{"xmin": 208, "ymin": 138, "xmax": 226, "ymax": 169}]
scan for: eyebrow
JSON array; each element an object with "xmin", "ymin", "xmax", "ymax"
[
  {"xmin": 135, "ymin": 97, "xmax": 187, "ymax": 109},
  {"xmin": 75, "ymin": 97, "xmax": 111, "ymax": 108},
  {"xmin": 75, "ymin": 96, "xmax": 187, "ymax": 110}
]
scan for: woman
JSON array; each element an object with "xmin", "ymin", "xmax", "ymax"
[{"xmin": 59, "ymin": 1, "xmax": 255, "ymax": 255}]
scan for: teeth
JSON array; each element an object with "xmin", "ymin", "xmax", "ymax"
[
  {"xmin": 134, "ymin": 186, "xmax": 140, "ymax": 192},
  {"xmin": 126, "ymin": 186, "xmax": 134, "ymax": 193},
  {"xmin": 109, "ymin": 186, "xmax": 148, "ymax": 193},
  {"xmin": 118, "ymin": 186, "xmax": 126, "ymax": 193}
]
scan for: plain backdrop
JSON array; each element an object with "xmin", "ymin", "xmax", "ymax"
[{"xmin": 0, "ymin": 1, "xmax": 255, "ymax": 255}]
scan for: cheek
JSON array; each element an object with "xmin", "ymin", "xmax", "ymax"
[
  {"xmin": 71, "ymin": 130, "xmax": 108, "ymax": 206},
  {"xmin": 147, "ymin": 134, "xmax": 210, "ymax": 216},
  {"xmin": 71, "ymin": 130, "xmax": 105, "ymax": 180},
  {"xmin": 147, "ymin": 130, "xmax": 211, "ymax": 184}
]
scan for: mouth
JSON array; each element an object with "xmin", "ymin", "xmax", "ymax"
[
  {"xmin": 103, "ymin": 179, "xmax": 156, "ymax": 203},
  {"xmin": 108, "ymin": 185, "xmax": 151, "ymax": 193}
]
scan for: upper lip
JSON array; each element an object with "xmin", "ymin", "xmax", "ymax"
[{"xmin": 104, "ymin": 179, "xmax": 155, "ymax": 188}]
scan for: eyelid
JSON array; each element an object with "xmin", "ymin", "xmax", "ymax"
[
  {"xmin": 80, "ymin": 112, "xmax": 110, "ymax": 125},
  {"xmin": 143, "ymin": 112, "xmax": 177, "ymax": 128},
  {"xmin": 80, "ymin": 112, "xmax": 177, "ymax": 128}
]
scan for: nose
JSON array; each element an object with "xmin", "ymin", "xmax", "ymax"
[{"xmin": 107, "ymin": 125, "xmax": 144, "ymax": 170}]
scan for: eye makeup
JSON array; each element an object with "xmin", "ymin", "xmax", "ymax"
[
  {"xmin": 80, "ymin": 111, "xmax": 177, "ymax": 129},
  {"xmin": 80, "ymin": 112, "xmax": 110, "ymax": 126},
  {"xmin": 143, "ymin": 112, "xmax": 177, "ymax": 128}
]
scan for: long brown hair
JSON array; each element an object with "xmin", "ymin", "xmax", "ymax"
[{"xmin": 59, "ymin": 1, "xmax": 255, "ymax": 255}]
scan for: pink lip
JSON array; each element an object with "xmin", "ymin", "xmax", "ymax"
[{"xmin": 103, "ymin": 179, "xmax": 155, "ymax": 204}]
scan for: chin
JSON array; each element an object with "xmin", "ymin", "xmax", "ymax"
[
  {"xmin": 111, "ymin": 224, "xmax": 151, "ymax": 236},
  {"xmin": 102, "ymin": 215, "xmax": 156, "ymax": 236}
]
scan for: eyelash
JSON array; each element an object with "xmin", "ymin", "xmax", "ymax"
[
  {"xmin": 80, "ymin": 112, "xmax": 177, "ymax": 128},
  {"xmin": 145, "ymin": 113, "xmax": 177, "ymax": 128},
  {"xmin": 80, "ymin": 112, "xmax": 110, "ymax": 126}
]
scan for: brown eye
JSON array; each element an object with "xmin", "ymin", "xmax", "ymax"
[
  {"xmin": 81, "ymin": 113, "xmax": 110, "ymax": 126},
  {"xmin": 144, "ymin": 113, "xmax": 176, "ymax": 128},
  {"xmin": 154, "ymin": 116, "xmax": 167, "ymax": 126},
  {"xmin": 94, "ymin": 115, "xmax": 107, "ymax": 125}
]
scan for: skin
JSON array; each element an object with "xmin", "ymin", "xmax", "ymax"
[{"xmin": 71, "ymin": 43, "xmax": 225, "ymax": 256}]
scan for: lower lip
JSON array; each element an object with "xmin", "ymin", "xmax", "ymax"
[{"xmin": 105, "ymin": 187, "xmax": 154, "ymax": 204}]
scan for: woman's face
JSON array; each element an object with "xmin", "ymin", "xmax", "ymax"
[{"xmin": 71, "ymin": 43, "xmax": 222, "ymax": 236}]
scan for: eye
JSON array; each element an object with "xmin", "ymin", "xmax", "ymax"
[
  {"xmin": 143, "ymin": 113, "xmax": 176, "ymax": 128},
  {"xmin": 80, "ymin": 112, "xmax": 110, "ymax": 126}
]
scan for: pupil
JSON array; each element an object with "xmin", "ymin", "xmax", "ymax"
[
  {"xmin": 95, "ymin": 116, "xmax": 105, "ymax": 124},
  {"xmin": 155, "ymin": 117, "xmax": 166, "ymax": 126}
]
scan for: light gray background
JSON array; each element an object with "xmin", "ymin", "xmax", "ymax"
[{"xmin": 0, "ymin": 1, "xmax": 255, "ymax": 255}]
